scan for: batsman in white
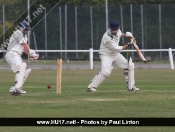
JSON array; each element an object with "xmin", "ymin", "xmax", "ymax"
[
  {"xmin": 5, "ymin": 21, "xmax": 39, "ymax": 95},
  {"xmin": 87, "ymin": 20, "xmax": 139, "ymax": 92}
]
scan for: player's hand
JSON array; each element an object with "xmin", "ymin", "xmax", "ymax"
[
  {"xmin": 29, "ymin": 49, "xmax": 39, "ymax": 61},
  {"xmin": 127, "ymin": 39, "xmax": 134, "ymax": 46},
  {"xmin": 29, "ymin": 54, "xmax": 39, "ymax": 61}
]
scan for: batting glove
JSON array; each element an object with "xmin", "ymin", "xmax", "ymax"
[
  {"xmin": 125, "ymin": 32, "xmax": 133, "ymax": 38},
  {"xmin": 29, "ymin": 49, "xmax": 39, "ymax": 61},
  {"xmin": 125, "ymin": 31, "xmax": 136, "ymax": 43}
]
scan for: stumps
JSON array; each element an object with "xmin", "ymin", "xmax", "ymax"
[{"xmin": 56, "ymin": 59, "xmax": 62, "ymax": 94}]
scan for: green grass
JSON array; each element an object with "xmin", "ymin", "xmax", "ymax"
[{"xmin": 0, "ymin": 69, "xmax": 175, "ymax": 131}]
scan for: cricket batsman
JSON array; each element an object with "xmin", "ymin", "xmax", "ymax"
[
  {"xmin": 5, "ymin": 21, "xmax": 39, "ymax": 95},
  {"xmin": 87, "ymin": 20, "xmax": 139, "ymax": 92}
]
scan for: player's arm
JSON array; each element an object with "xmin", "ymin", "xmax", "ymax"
[
  {"xmin": 21, "ymin": 42, "xmax": 39, "ymax": 60},
  {"xmin": 106, "ymin": 38, "xmax": 133, "ymax": 51},
  {"xmin": 119, "ymin": 32, "xmax": 127, "ymax": 49},
  {"xmin": 118, "ymin": 31, "xmax": 127, "ymax": 48},
  {"xmin": 122, "ymin": 44, "xmax": 129, "ymax": 50},
  {"xmin": 21, "ymin": 42, "xmax": 30, "ymax": 54},
  {"xmin": 117, "ymin": 29, "xmax": 124, "ymax": 38},
  {"xmin": 106, "ymin": 41, "xmax": 123, "ymax": 52},
  {"xmin": 120, "ymin": 33, "xmax": 125, "ymax": 38},
  {"xmin": 122, "ymin": 39, "xmax": 134, "ymax": 50}
]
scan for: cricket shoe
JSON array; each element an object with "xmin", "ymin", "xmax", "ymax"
[
  {"xmin": 87, "ymin": 87, "xmax": 97, "ymax": 92},
  {"xmin": 9, "ymin": 86, "xmax": 26, "ymax": 96},
  {"xmin": 127, "ymin": 85, "xmax": 139, "ymax": 91}
]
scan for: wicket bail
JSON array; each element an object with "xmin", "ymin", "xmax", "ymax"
[{"xmin": 56, "ymin": 59, "xmax": 62, "ymax": 94}]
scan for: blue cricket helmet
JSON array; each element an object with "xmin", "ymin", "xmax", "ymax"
[
  {"xmin": 109, "ymin": 20, "xmax": 120, "ymax": 30},
  {"xmin": 18, "ymin": 21, "xmax": 31, "ymax": 31}
]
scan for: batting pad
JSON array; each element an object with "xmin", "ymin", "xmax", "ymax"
[
  {"xmin": 88, "ymin": 72, "xmax": 107, "ymax": 89},
  {"xmin": 15, "ymin": 63, "xmax": 27, "ymax": 89},
  {"xmin": 21, "ymin": 69, "xmax": 32, "ymax": 87},
  {"xmin": 128, "ymin": 57, "xmax": 135, "ymax": 90}
]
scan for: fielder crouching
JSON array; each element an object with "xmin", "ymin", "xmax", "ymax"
[
  {"xmin": 5, "ymin": 21, "xmax": 39, "ymax": 95},
  {"xmin": 87, "ymin": 20, "xmax": 139, "ymax": 92}
]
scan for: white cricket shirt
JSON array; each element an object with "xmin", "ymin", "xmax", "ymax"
[
  {"xmin": 99, "ymin": 29, "xmax": 123, "ymax": 55},
  {"xmin": 7, "ymin": 29, "xmax": 28, "ymax": 56}
]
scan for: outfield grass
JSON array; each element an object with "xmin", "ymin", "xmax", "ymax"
[{"xmin": 0, "ymin": 68, "xmax": 175, "ymax": 131}]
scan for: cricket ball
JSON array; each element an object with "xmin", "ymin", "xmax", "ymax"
[{"xmin": 47, "ymin": 85, "xmax": 51, "ymax": 89}]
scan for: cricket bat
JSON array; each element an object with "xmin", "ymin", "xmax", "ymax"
[{"xmin": 129, "ymin": 37, "xmax": 147, "ymax": 63}]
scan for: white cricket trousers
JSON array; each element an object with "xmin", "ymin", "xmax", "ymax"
[
  {"xmin": 5, "ymin": 51, "xmax": 23, "ymax": 73},
  {"xmin": 100, "ymin": 53, "xmax": 128, "ymax": 69}
]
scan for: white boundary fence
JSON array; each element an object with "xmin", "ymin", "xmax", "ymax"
[
  {"xmin": 34, "ymin": 48, "xmax": 175, "ymax": 70},
  {"xmin": 1, "ymin": 48, "xmax": 174, "ymax": 69}
]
